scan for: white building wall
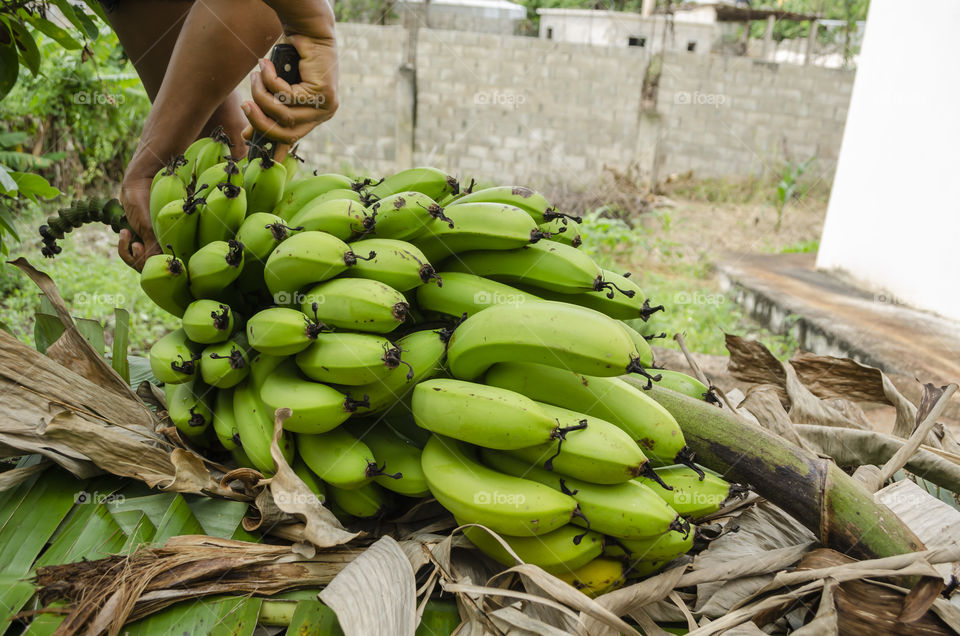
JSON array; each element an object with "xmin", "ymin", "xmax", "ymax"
[
  {"xmin": 816, "ymin": 0, "xmax": 960, "ymax": 320},
  {"xmin": 538, "ymin": 11, "xmax": 714, "ymax": 54}
]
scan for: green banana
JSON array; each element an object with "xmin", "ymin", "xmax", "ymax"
[
  {"xmin": 197, "ymin": 183, "xmax": 247, "ymax": 245},
  {"xmin": 502, "ymin": 402, "xmax": 656, "ymax": 485},
  {"xmin": 539, "ymin": 218, "xmax": 582, "ymax": 248},
  {"xmin": 329, "ymin": 481, "xmax": 389, "ymax": 518},
  {"xmin": 273, "ymin": 173, "xmax": 355, "ymax": 221},
  {"xmin": 651, "ymin": 369, "xmax": 714, "ymax": 402},
  {"xmin": 149, "ymin": 327, "xmax": 203, "ymax": 384},
  {"xmin": 297, "ymin": 427, "xmax": 396, "ymax": 490},
  {"xmin": 299, "ymin": 278, "xmax": 409, "ymax": 333},
  {"xmin": 233, "ymin": 212, "xmax": 294, "ymax": 293},
  {"xmin": 281, "ymin": 150, "xmax": 302, "ymax": 184},
  {"xmin": 288, "ymin": 198, "xmax": 374, "ymax": 240},
  {"xmin": 421, "ymin": 435, "xmax": 578, "ymax": 537},
  {"xmin": 243, "ymin": 155, "xmax": 287, "ymax": 216},
  {"xmin": 436, "ymin": 189, "xmax": 464, "ymax": 207},
  {"xmin": 415, "ymin": 271, "xmax": 540, "ymax": 319},
  {"xmin": 150, "ymin": 158, "xmax": 189, "ymax": 227},
  {"xmin": 368, "ymin": 192, "xmax": 450, "ymax": 241},
  {"xmin": 448, "ymin": 185, "xmax": 579, "ymax": 224},
  {"xmin": 620, "ymin": 321, "xmax": 655, "ymax": 368},
  {"xmin": 140, "ymin": 253, "xmax": 192, "ymax": 318},
  {"xmin": 384, "ymin": 413, "xmax": 432, "ymax": 448},
  {"xmin": 349, "ymin": 421, "xmax": 429, "ymax": 497},
  {"xmin": 483, "ymin": 362, "xmax": 694, "ymax": 467},
  {"xmin": 446, "ymin": 300, "xmax": 651, "ymax": 380},
  {"xmin": 444, "ymin": 240, "xmax": 623, "ymax": 296},
  {"xmin": 292, "ymin": 457, "xmax": 327, "ymax": 504},
  {"xmin": 232, "ymin": 379, "xmax": 296, "ymax": 476},
  {"xmin": 154, "ymin": 197, "xmax": 202, "ymax": 261},
  {"xmin": 528, "ymin": 269, "xmax": 661, "ymax": 323},
  {"xmin": 304, "ymin": 187, "xmax": 364, "ymax": 207},
  {"xmin": 212, "ymin": 387, "xmax": 240, "ymax": 450},
  {"xmin": 258, "ymin": 360, "xmax": 365, "ymax": 434},
  {"xmin": 459, "ymin": 522, "xmax": 603, "ymax": 576},
  {"xmin": 177, "ymin": 137, "xmax": 213, "ymax": 184},
  {"xmin": 196, "ymin": 129, "xmax": 232, "ymax": 178},
  {"xmin": 605, "ymin": 529, "xmax": 694, "ymax": 563},
  {"xmin": 340, "ymin": 238, "xmax": 441, "ymax": 291},
  {"xmin": 187, "ymin": 239, "xmax": 245, "ymax": 299},
  {"xmin": 263, "ymin": 231, "xmax": 358, "ymax": 300},
  {"xmin": 555, "ymin": 557, "xmax": 625, "ymax": 597},
  {"xmin": 231, "ymin": 445, "xmax": 255, "ymax": 469},
  {"xmin": 195, "ymin": 158, "xmax": 243, "ymax": 197},
  {"xmin": 368, "ymin": 167, "xmax": 459, "ymax": 202},
  {"xmin": 200, "ymin": 339, "xmax": 249, "ymax": 388},
  {"xmin": 327, "ymin": 497, "xmax": 356, "ymax": 524},
  {"xmin": 181, "ymin": 127, "xmax": 232, "ymax": 182},
  {"xmin": 246, "ymin": 306, "xmax": 328, "ymax": 356},
  {"xmin": 151, "ymin": 156, "xmax": 181, "ymax": 189},
  {"xmin": 248, "ymin": 351, "xmax": 287, "ymax": 390},
  {"xmin": 294, "ymin": 332, "xmax": 403, "ymax": 386},
  {"xmin": 181, "ymin": 299, "xmax": 235, "ymax": 344},
  {"xmin": 482, "ymin": 449, "xmax": 686, "ymax": 540},
  {"xmin": 412, "ymin": 202, "xmax": 540, "ymax": 263},
  {"xmin": 636, "ymin": 465, "xmax": 742, "ymax": 518},
  {"xmin": 164, "ymin": 378, "xmax": 213, "ymax": 444},
  {"xmin": 411, "ymin": 379, "xmax": 585, "ymax": 450},
  {"xmin": 335, "ymin": 328, "xmax": 449, "ymax": 415}
]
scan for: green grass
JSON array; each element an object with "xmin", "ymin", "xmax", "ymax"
[
  {"xmin": 580, "ymin": 209, "xmax": 798, "ymax": 359},
  {"xmin": 663, "ymin": 172, "xmax": 830, "ymax": 208},
  {"xmin": 776, "ymin": 238, "xmax": 820, "ymax": 254},
  {"xmin": 0, "ymin": 205, "xmax": 177, "ymax": 355}
]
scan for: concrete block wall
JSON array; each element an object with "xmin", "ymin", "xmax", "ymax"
[
  {"xmin": 413, "ymin": 29, "xmax": 647, "ymax": 186},
  {"xmin": 657, "ymin": 54, "xmax": 854, "ymax": 179},
  {"xmin": 299, "ymin": 24, "xmax": 405, "ymax": 177},
  {"xmin": 298, "ymin": 23, "xmax": 854, "ymax": 186}
]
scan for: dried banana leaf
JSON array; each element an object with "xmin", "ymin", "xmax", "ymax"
[{"xmin": 795, "ymin": 425, "xmax": 960, "ymax": 493}]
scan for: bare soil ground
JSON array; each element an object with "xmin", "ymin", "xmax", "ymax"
[{"xmin": 647, "ymin": 197, "xmax": 827, "ymax": 261}]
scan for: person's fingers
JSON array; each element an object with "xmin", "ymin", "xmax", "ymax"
[
  {"xmin": 118, "ymin": 229, "xmax": 144, "ymax": 271},
  {"xmin": 119, "ymin": 172, "xmax": 162, "ymax": 271},
  {"xmin": 258, "ymin": 58, "xmax": 295, "ymax": 101},
  {"xmin": 250, "ymin": 71, "xmax": 320, "ymax": 127},
  {"xmin": 242, "ymin": 100, "xmax": 301, "ymax": 145}
]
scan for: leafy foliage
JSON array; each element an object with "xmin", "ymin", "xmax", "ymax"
[
  {"xmin": 0, "ymin": 229, "xmax": 178, "ymax": 355},
  {"xmin": 0, "ymin": 148, "xmax": 61, "ymax": 255},
  {"xmin": 775, "ymin": 157, "xmax": 814, "ymax": 232},
  {"xmin": 0, "ymin": 2, "xmax": 149, "ymax": 257}
]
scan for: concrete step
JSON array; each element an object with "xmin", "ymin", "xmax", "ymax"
[{"xmin": 716, "ymin": 253, "xmax": 960, "ymax": 421}]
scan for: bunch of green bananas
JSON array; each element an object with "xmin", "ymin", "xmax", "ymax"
[{"xmin": 135, "ymin": 156, "xmax": 746, "ymax": 586}]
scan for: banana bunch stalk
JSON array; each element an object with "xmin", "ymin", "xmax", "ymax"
[{"xmin": 50, "ymin": 162, "xmax": 755, "ymax": 582}]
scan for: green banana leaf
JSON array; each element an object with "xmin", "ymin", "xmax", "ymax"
[
  {"xmin": 0, "ymin": 459, "xmax": 359, "ymax": 634},
  {"xmin": 112, "ymin": 307, "xmax": 130, "ymax": 383},
  {"xmin": 34, "ymin": 293, "xmax": 106, "ymax": 355}
]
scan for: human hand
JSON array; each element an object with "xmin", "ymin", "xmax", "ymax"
[
  {"xmin": 242, "ymin": 33, "xmax": 338, "ymax": 158},
  {"xmin": 118, "ymin": 156, "xmax": 162, "ymax": 271}
]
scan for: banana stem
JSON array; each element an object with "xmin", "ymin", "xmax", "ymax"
[
  {"xmin": 39, "ymin": 197, "xmax": 139, "ymax": 258},
  {"xmin": 636, "ymin": 381, "xmax": 924, "ymax": 560}
]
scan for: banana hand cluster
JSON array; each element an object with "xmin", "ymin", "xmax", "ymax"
[{"xmin": 142, "ymin": 162, "xmax": 742, "ymax": 583}]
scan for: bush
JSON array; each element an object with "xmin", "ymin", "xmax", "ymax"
[{"xmin": 0, "ymin": 29, "xmax": 150, "ymax": 199}]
